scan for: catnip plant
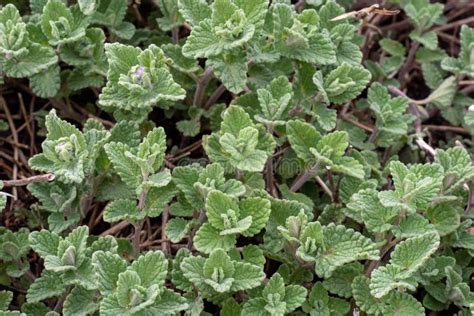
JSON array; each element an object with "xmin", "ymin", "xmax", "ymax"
[{"xmin": 1, "ymin": 0, "xmax": 474, "ymax": 315}]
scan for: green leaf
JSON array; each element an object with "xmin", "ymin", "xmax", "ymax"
[
  {"xmin": 92, "ymin": 251, "xmax": 127, "ymax": 295},
  {"xmin": 41, "ymin": 0, "xmax": 88, "ymax": 45},
  {"xmin": 221, "ymin": 298, "xmax": 242, "ymax": 316},
  {"xmin": 239, "ymin": 197, "xmax": 271, "ymax": 237},
  {"xmin": 194, "ymin": 223, "xmax": 236, "ymax": 254},
  {"xmin": 207, "ymin": 51, "xmax": 248, "ymax": 93},
  {"xmin": 370, "ymin": 232, "xmax": 440, "ymax": 298},
  {"xmin": 410, "ymin": 31, "xmax": 438, "ymax": 50},
  {"xmin": 165, "ymin": 218, "xmax": 193, "ymax": 243},
  {"xmin": 104, "ymin": 142, "xmax": 141, "ymax": 188},
  {"xmin": 426, "ymin": 76, "xmax": 457, "ymax": 109},
  {"xmin": 221, "ymin": 105, "xmax": 253, "ymax": 136},
  {"xmin": 178, "ymin": 0, "xmax": 212, "ymax": 26},
  {"xmin": 78, "ymin": 0, "xmax": 97, "ymax": 15},
  {"xmin": 352, "ymin": 275, "xmax": 386, "ymax": 315},
  {"xmin": 322, "ymin": 262, "xmax": 363, "ymax": 298},
  {"xmin": 3, "ymin": 43, "xmax": 58, "ymax": 78},
  {"xmin": 286, "ymin": 120, "xmax": 321, "ymax": 163},
  {"xmin": 314, "ymin": 131, "xmax": 348, "ymax": 162},
  {"xmin": 426, "ymin": 204, "xmax": 461, "ymax": 236},
  {"xmin": 130, "ymin": 251, "xmax": 168, "ymax": 288},
  {"xmin": 29, "ymin": 64, "xmax": 60, "ymax": 98},
  {"xmin": 29, "ymin": 110, "xmax": 88, "ymax": 184},
  {"xmin": 370, "ymin": 264, "xmax": 419, "ymax": 299},
  {"xmin": 63, "ymin": 286, "xmax": 98, "ymax": 316},
  {"xmin": 146, "ymin": 288, "xmax": 188, "ymax": 314},
  {"xmin": 441, "ymin": 25, "xmax": 474, "ymax": 76},
  {"xmin": 99, "ymin": 43, "xmax": 185, "ymax": 120},
  {"xmin": 231, "ymin": 261, "xmax": 265, "ymax": 291},
  {"xmin": 161, "ymin": 43, "xmax": 200, "ymax": 73},
  {"xmin": 103, "ymin": 199, "xmax": 143, "ymax": 223},
  {"xmin": 315, "ymin": 63, "xmax": 371, "ymax": 104},
  {"xmin": 384, "ymin": 292, "xmax": 425, "ymax": 316},
  {"xmin": 205, "ymin": 190, "xmax": 239, "ymax": 231},
  {"xmin": 390, "ymin": 232, "xmax": 440, "ymax": 274},
  {"xmin": 204, "ymin": 105, "xmax": 275, "ymax": 172},
  {"xmin": 392, "ymin": 213, "xmax": 435, "ymax": 239},
  {"xmin": 380, "ymin": 161, "xmax": 444, "ymax": 213},
  {"xmin": 0, "ymin": 194, "xmax": 6, "ymax": 211},
  {"xmin": 284, "ymin": 285, "xmax": 308, "ymax": 312},
  {"xmin": 27, "ymin": 271, "xmax": 65, "ymax": 303},
  {"xmin": 0, "ymin": 291, "xmax": 12, "ymax": 311},
  {"xmin": 347, "ymin": 189, "xmax": 397, "ymax": 233},
  {"xmin": 380, "ymin": 39, "xmax": 406, "ymax": 57},
  {"xmin": 313, "ymin": 223, "xmax": 379, "ymax": 278},
  {"xmin": 90, "ymin": 0, "xmax": 127, "ymax": 27},
  {"xmin": 0, "ymin": 229, "xmax": 30, "ymax": 262},
  {"xmin": 29, "ymin": 230, "xmax": 60, "ymax": 258},
  {"xmin": 182, "ymin": 11, "xmax": 254, "ymax": 59}
]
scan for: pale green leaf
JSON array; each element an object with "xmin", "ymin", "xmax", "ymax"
[{"xmin": 92, "ymin": 251, "xmax": 127, "ymax": 296}]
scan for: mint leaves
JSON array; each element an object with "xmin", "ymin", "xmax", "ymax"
[{"xmin": 2, "ymin": 1, "xmax": 474, "ymax": 315}]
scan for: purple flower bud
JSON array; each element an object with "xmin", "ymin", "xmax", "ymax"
[{"xmin": 134, "ymin": 66, "xmax": 145, "ymax": 80}]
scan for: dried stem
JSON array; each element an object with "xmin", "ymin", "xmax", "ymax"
[
  {"xmin": 101, "ymin": 220, "xmax": 130, "ymax": 236},
  {"xmin": 416, "ymin": 137, "xmax": 436, "ymax": 157},
  {"xmin": 2, "ymin": 173, "xmax": 55, "ymax": 187}
]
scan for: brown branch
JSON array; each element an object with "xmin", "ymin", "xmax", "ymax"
[
  {"xmin": 2, "ymin": 173, "xmax": 55, "ymax": 187},
  {"xmin": 422, "ymin": 124, "xmax": 470, "ymax": 135},
  {"xmin": 1, "ymin": 96, "xmax": 20, "ymax": 201},
  {"xmin": 432, "ymin": 16, "xmax": 474, "ymax": 33},
  {"xmin": 340, "ymin": 114, "xmax": 375, "ymax": 132},
  {"xmin": 100, "ymin": 220, "xmax": 130, "ymax": 236}
]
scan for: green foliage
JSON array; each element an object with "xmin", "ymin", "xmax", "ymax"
[
  {"xmin": 181, "ymin": 249, "xmax": 265, "ymax": 295},
  {"xmin": 204, "ymin": 105, "xmax": 276, "ymax": 172},
  {"xmin": 242, "ymin": 273, "xmax": 307, "ymax": 315},
  {"xmin": 98, "ymin": 43, "xmax": 186, "ymax": 121},
  {"xmin": 2, "ymin": 0, "xmax": 474, "ymax": 315},
  {"xmin": 287, "ymin": 120, "xmax": 365, "ymax": 179}
]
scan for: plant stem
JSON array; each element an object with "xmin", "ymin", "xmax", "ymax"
[
  {"xmin": 290, "ymin": 162, "xmax": 320, "ymax": 192},
  {"xmin": 193, "ymin": 68, "xmax": 213, "ymax": 107},
  {"xmin": 368, "ymin": 126, "xmax": 378, "ymax": 143},
  {"xmin": 187, "ymin": 210, "xmax": 206, "ymax": 250},
  {"xmin": 204, "ymin": 84, "xmax": 226, "ymax": 109},
  {"xmin": 161, "ymin": 205, "xmax": 170, "ymax": 254},
  {"xmin": 171, "ymin": 27, "xmax": 179, "ymax": 44},
  {"xmin": 2, "ymin": 173, "xmax": 55, "ymax": 187},
  {"xmin": 132, "ymin": 187, "xmax": 148, "ymax": 258},
  {"xmin": 315, "ymin": 176, "xmax": 334, "ymax": 201},
  {"xmin": 132, "ymin": 221, "xmax": 144, "ymax": 258}
]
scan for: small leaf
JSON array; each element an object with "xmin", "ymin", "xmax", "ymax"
[
  {"xmin": 92, "ymin": 251, "xmax": 127, "ymax": 295},
  {"xmin": 129, "ymin": 251, "xmax": 168, "ymax": 288}
]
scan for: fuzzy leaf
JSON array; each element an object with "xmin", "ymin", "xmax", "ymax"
[
  {"xmin": 63, "ymin": 286, "xmax": 98, "ymax": 316},
  {"xmin": 314, "ymin": 63, "xmax": 371, "ymax": 104},
  {"xmin": 313, "ymin": 224, "xmax": 379, "ymax": 278},
  {"xmin": 129, "ymin": 251, "xmax": 168, "ymax": 288},
  {"xmin": 92, "ymin": 251, "xmax": 127, "ymax": 295},
  {"xmin": 370, "ymin": 232, "xmax": 440, "ymax": 298},
  {"xmin": 194, "ymin": 223, "xmax": 236, "ymax": 254}
]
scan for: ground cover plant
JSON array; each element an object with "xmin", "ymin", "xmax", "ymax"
[{"xmin": 0, "ymin": 0, "xmax": 474, "ymax": 315}]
